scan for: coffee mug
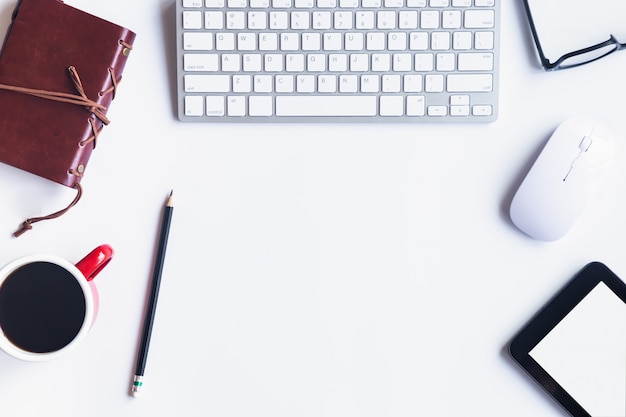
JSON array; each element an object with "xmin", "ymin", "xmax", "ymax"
[{"xmin": 0, "ymin": 244, "xmax": 113, "ymax": 361}]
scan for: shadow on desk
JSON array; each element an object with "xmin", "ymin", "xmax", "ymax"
[
  {"xmin": 499, "ymin": 133, "xmax": 552, "ymax": 231},
  {"xmin": 160, "ymin": 0, "xmax": 179, "ymax": 120}
]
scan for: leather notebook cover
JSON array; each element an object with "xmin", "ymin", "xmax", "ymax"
[{"xmin": 0, "ymin": 0, "xmax": 135, "ymax": 188}]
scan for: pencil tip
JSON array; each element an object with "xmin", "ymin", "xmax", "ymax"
[{"xmin": 169, "ymin": 189, "xmax": 173, "ymax": 196}]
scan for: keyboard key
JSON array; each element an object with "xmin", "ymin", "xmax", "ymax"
[
  {"xmin": 334, "ymin": 11, "xmax": 354, "ymax": 29},
  {"xmin": 243, "ymin": 53, "xmax": 263, "ymax": 71},
  {"xmin": 403, "ymin": 74, "xmax": 422, "ymax": 92},
  {"xmin": 427, "ymin": 105, "xmax": 447, "ymax": 116},
  {"xmin": 377, "ymin": 11, "xmax": 396, "ymax": 29},
  {"xmin": 472, "ymin": 104, "xmax": 492, "ymax": 116},
  {"xmin": 313, "ymin": 11, "xmax": 332, "ymax": 29},
  {"xmin": 238, "ymin": 32, "xmax": 257, "ymax": 50},
  {"xmin": 275, "ymin": 75, "xmax": 295, "ymax": 92},
  {"xmin": 324, "ymin": 33, "xmax": 343, "ymax": 50},
  {"xmin": 233, "ymin": 75, "xmax": 252, "ymax": 92},
  {"xmin": 420, "ymin": 11, "xmax": 439, "ymax": 29},
  {"xmin": 259, "ymin": 32, "xmax": 279, "ymax": 50},
  {"xmin": 339, "ymin": 74, "xmax": 358, "ymax": 92},
  {"xmin": 185, "ymin": 74, "xmax": 230, "ymax": 92},
  {"xmin": 453, "ymin": 31, "xmax": 472, "ymax": 50},
  {"xmin": 464, "ymin": 10, "xmax": 494, "ymax": 28},
  {"xmin": 295, "ymin": 0, "xmax": 314, "ymax": 7},
  {"xmin": 204, "ymin": 11, "xmax": 224, "ymax": 29},
  {"xmin": 414, "ymin": 53, "xmax": 434, "ymax": 71},
  {"xmin": 205, "ymin": 96, "xmax": 225, "ymax": 116},
  {"xmin": 398, "ymin": 11, "xmax": 418, "ymax": 29},
  {"xmin": 291, "ymin": 11, "xmax": 310, "ymax": 29},
  {"xmin": 183, "ymin": 11, "xmax": 202, "ymax": 29},
  {"xmin": 275, "ymin": 96, "xmax": 377, "ymax": 116},
  {"xmin": 227, "ymin": 96, "xmax": 246, "ymax": 116},
  {"xmin": 362, "ymin": 0, "xmax": 382, "ymax": 7},
  {"xmin": 372, "ymin": 53, "xmax": 391, "ymax": 71},
  {"xmin": 436, "ymin": 53, "xmax": 455, "ymax": 71},
  {"xmin": 393, "ymin": 53, "xmax": 412, "ymax": 71},
  {"xmin": 184, "ymin": 95, "xmax": 204, "ymax": 116},
  {"xmin": 361, "ymin": 74, "xmax": 380, "ymax": 92},
  {"xmin": 317, "ymin": 0, "xmax": 337, "ymax": 7},
  {"xmin": 340, "ymin": 0, "xmax": 359, "ymax": 7},
  {"xmin": 183, "ymin": 0, "xmax": 203, "ymax": 7},
  {"xmin": 431, "ymin": 32, "xmax": 451, "ymax": 50},
  {"xmin": 254, "ymin": 74, "xmax": 273, "ymax": 92},
  {"xmin": 216, "ymin": 32, "xmax": 236, "ymax": 49},
  {"xmin": 307, "ymin": 53, "xmax": 326, "ymax": 71},
  {"xmin": 450, "ymin": 94, "xmax": 469, "ymax": 105},
  {"xmin": 183, "ymin": 32, "xmax": 213, "ymax": 50},
  {"xmin": 249, "ymin": 96, "xmax": 274, "ymax": 116},
  {"xmin": 273, "ymin": 0, "xmax": 292, "ymax": 7},
  {"xmin": 184, "ymin": 53, "xmax": 219, "ymax": 71},
  {"xmin": 425, "ymin": 74, "xmax": 444, "ymax": 92},
  {"xmin": 458, "ymin": 52, "xmax": 493, "ymax": 71},
  {"xmin": 382, "ymin": 74, "xmax": 401, "ymax": 92},
  {"xmin": 356, "ymin": 11, "xmax": 375, "ymax": 29},
  {"xmin": 385, "ymin": 0, "xmax": 404, "ymax": 7},
  {"xmin": 286, "ymin": 53, "xmax": 305, "ymax": 71},
  {"xmin": 447, "ymin": 74, "xmax": 492, "ymax": 92},
  {"xmin": 442, "ymin": 10, "xmax": 461, "ymax": 29},
  {"xmin": 224, "ymin": 11, "xmax": 245, "ymax": 29},
  {"xmin": 328, "ymin": 53, "xmax": 348, "ymax": 71},
  {"xmin": 475, "ymin": 31, "xmax": 494, "ymax": 50},
  {"xmin": 430, "ymin": 0, "xmax": 448, "ymax": 6},
  {"xmin": 380, "ymin": 95, "xmax": 404, "ymax": 116},
  {"xmin": 296, "ymin": 74, "xmax": 315, "ymax": 92},
  {"xmin": 406, "ymin": 95, "xmax": 425, "ymax": 116},
  {"xmin": 450, "ymin": 105, "xmax": 469, "ymax": 116},
  {"xmin": 366, "ymin": 33, "xmax": 385, "ymax": 50},
  {"xmin": 318, "ymin": 75, "xmax": 337, "ymax": 92},
  {"xmin": 269, "ymin": 11, "xmax": 289, "ymax": 28},
  {"xmin": 302, "ymin": 33, "xmax": 321, "ymax": 50}
]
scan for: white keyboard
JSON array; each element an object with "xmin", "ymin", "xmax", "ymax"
[{"xmin": 176, "ymin": 0, "xmax": 500, "ymax": 122}]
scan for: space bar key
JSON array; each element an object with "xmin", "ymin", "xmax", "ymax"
[{"xmin": 276, "ymin": 96, "xmax": 377, "ymax": 117}]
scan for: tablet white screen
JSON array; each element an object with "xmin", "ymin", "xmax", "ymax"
[{"xmin": 529, "ymin": 282, "xmax": 626, "ymax": 417}]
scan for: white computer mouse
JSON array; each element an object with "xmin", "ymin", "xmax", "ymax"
[{"xmin": 510, "ymin": 118, "xmax": 616, "ymax": 241}]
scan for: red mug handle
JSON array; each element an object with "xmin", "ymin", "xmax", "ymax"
[{"xmin": 75, "ymin": 244, "xmax": 114, "ymax": 281}]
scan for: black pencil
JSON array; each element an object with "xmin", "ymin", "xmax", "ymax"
[{"xmin": 131, "ymin": 190, "xmax": 174, "ymax": 397}]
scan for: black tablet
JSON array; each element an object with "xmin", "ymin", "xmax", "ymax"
[{"xmin": 509, "ymin": 262, "xmax": 626, "ymax": 417}]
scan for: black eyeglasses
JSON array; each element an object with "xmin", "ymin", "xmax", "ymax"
[{"xmin": 523, "ymin": 0, "xmax": 626, "ymax": 71}]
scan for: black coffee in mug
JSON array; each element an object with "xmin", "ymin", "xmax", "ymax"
[{"xmin": 0, "ymin": 262, "xmax": 86, "ymax": 353}]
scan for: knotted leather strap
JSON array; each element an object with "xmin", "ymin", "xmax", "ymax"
[
  {"xmin": 13, "ymin": 183, "xmax": 83, "ymax": 237},
  {"xmin": 4, "ymin": 65, "xmax": 122, "ymax": 237}
]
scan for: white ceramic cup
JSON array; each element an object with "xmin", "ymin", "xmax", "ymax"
[{"xmin": 0, "ymin": 244, "xmax": 113, "ymax": 361}]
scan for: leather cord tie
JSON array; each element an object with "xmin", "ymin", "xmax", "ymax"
[
  {"xmin": 0, "ymin": 66, "xmax": 107, "ymax": 119},
  {"xmin": 13, "ymin": 182, "xmax": 83, "ymax": 238},
  {"xmin": 4, "ymin": 64, "xmax": 124, "ymax": 237},
  {"xmin": 0, "ymin": 65, "xmax": 124, "ymax": 149}
]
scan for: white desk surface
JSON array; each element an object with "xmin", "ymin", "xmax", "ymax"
[{"xmin": 0, "ymin": 1, "xmax": 625, "ymax": 416}]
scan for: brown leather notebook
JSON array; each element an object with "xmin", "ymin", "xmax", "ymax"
[{"xmin": 0, "ymin": 0, "xmax": 136, "ymax": 236}]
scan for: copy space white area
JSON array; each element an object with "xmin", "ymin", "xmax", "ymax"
[{"xmin": 529, "ymin": 282, "xmax": 626, "ymax": 417}]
